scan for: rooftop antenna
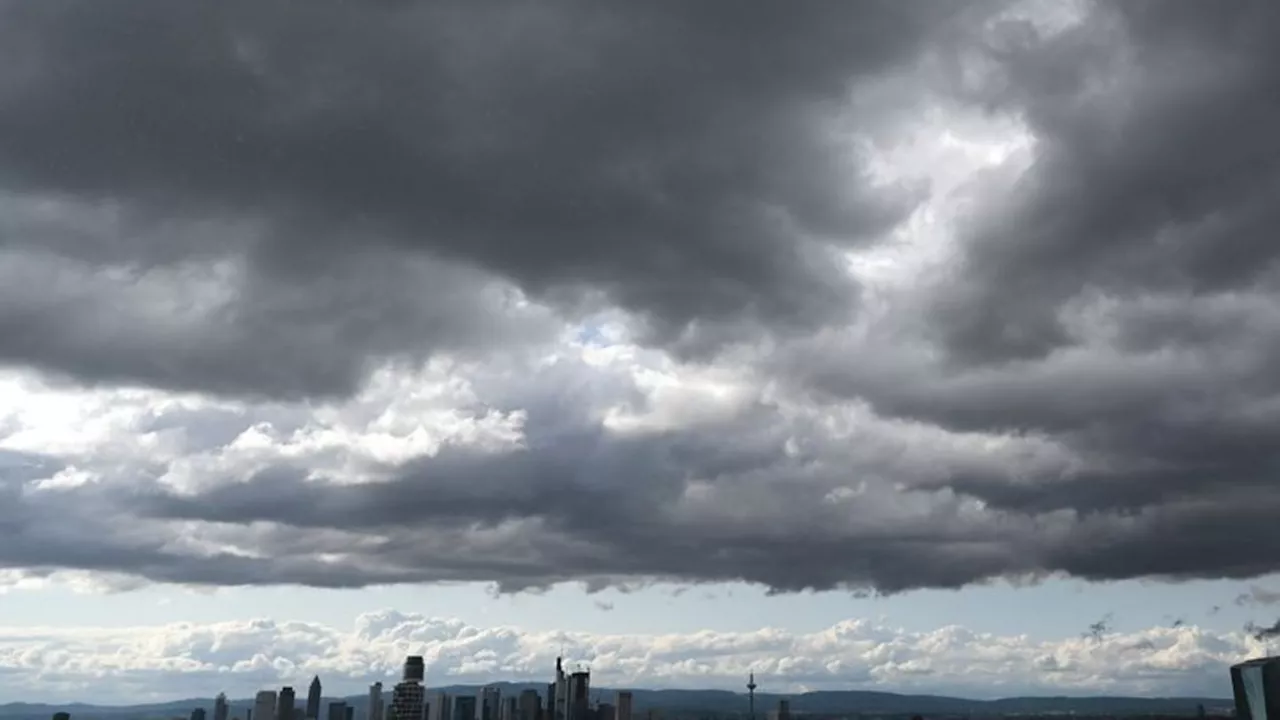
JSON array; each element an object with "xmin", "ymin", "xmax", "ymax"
[{"xmin": 747, "ymin": 672, "xmax": 757, "ymax": 720}]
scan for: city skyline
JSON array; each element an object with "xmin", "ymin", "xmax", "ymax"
[{"xmin": 2, "ymin": 0, "xmax": 1280, "ymax": 708}]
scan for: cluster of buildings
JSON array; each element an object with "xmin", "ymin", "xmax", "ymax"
[
  {"xmin": 180, "ymin": 655, "xmax": 651, "ymax": 720},
  {"xmin": 384, "ymin": 654, "xmax": 632, "ymax": 720}
]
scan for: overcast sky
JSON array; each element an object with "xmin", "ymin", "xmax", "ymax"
[{"xmin": 3, "ymin": 0, "xmax": 1280, "ymax": 704}]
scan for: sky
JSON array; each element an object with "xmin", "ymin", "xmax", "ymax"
[{"xmin": 2, "ymin": 0, "xmax": 1280, "ymax": 705}]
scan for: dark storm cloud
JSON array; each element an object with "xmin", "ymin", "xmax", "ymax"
[
  {"xmin": 12, "ymin": 0, "xmax": 1280, "ymax": 597},
  {"xmin": 0, "ymin": 0, "xmax": 963, "ymax": 397},
  {"xmin": 747, "ymin": 0, "xmax": 1280, "ymax": 587},
  {"xmin": 930, "ymin": 1, "xmax": 1280, "ymax": 365}
]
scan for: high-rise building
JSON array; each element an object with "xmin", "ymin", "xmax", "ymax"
[
  {"xmin": 255, "ymin": 692, "xmax": 279, "ymax": 720},
  {"xmin": 501, "ymin": 697, "xmax": 517, "ymax": 720},
  {"xmin": 769, "ymin": 701, "xmax": 790, "ymax": 720},
  {"xmin": 279, "ymin": 687, "xmax": 297, "ymax": 720},
  {"xmin": 344, "ymin": 707, "xmax": 354, "ymax": 720},
  {"xmin": 479, "ymin": 687, "xmax": 501, "ymax": 720},
  {"xmin": 614, "ymin": 693, "xmax": 631, "ymax": 720},
  {"xmin": 545, "ymin": 685, "xmax": 555, "ymax": 720},
  {"xmin": 327, "ymin": 703, "xmax": 348, "ymax": 720},
  {"xmin": 192, "ymin": 709, "xmax": 208, "ymax": 720},
  {"xmin": 369, "ymin": 682, "xmax": 385, "ymax": 720},
  {"xmin": 1233, "ymin": 656, "xmax": 1280, "ymax": 720},
  {"xmin": 391, "ymin": 681, "xmax": 426, "ymax": 720},
  {"xmin": 452, "ymin": 697, "xmax": 476, "ymax": 720},
  {"xmin": 308, "ymin": 677, "xmax": 323, "ymax": 720},
  {"xmin": 596, "ymin": 704, "xmax": 615, "ymax": 720},
  {"xmin": 215, "ymin": 694, "xmax": 230, "ymax": 720},
  {"xmin": 518, "ymin": 690, "xmax": 540, "ymax": 720},
  {"xmin": 427, "ymin": 692, "xmax": 450, "ymax": 720},
  {"xmin": 403, "ymin": 656, "xmax": 426, "ymax": 683},
  {"xmin": 388, "ymin": 653, "xmax": 428, "ymax": 720},
  {"xmin": 52, "ymin": 714, "xmax": 71, "ymax": 720},
  {"xmin": 294, "ymin": 709, "xmax": 305, "ymax": 720},
  {"xmin": 565, "ymin": 671, "xmax": 589, "ymax": 720},
  {"xmin": 553, "ymin": 658, "xmax": 567, "ymax": 720}
]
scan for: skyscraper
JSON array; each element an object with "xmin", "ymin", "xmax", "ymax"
[
  {"xmin": 565, "ymin": 671, "xmax": 589, "ymax": 720},
  {"xmin": 518, "ymin": 690, "xmax": 540, "ymax": 720},
  {"xmin": 279, "ymin": 687, "xmax": 297, "ymax": 720},
  {"xmin": 193, "ymin": 709, "xmax": 208, "ymax": 720},
  {"xmin": 328, "ymin": 703, "xmax": 348, "ymax": 720},
  {"xmin": 403, "ymin": 656, "xmax": 426, "ymax": 683},
  {"xmin": 553, "ymin": 658, "xmax": 567, "ymax": 720},
  {"xmin": 308, "ymin": 677, "xmax": 323, "ymax": 720},
  {"xmin": 215, "ymin": 694, "xmax": 230, "ymax": 720},
  {"xmin": 369, "ymin": 682, "xmax": 385, "ymax": 720},
  {"xmin": 452, "ymin": 698, "xmax": 476, "ymax": 720},
  {"xmin": 1232, "ymin": 656, "xmax": 1280, "ymax": 720},
  {"xmin": 480, "ymin": 687, "xmax": 501, "ymax": 720},
  {"xmin": 614, "ymin": 693, "xmax": 632, "ymax": 720},
  {"xmin": 427, "ymin": 692, "xmax": 450, "ymax": 720},
  {"xmin": 255, "ymin": 691, "xmax": 279, "ymax": 720},
  {"xmin": 391, "ymin": 654, "xmax": 427, "ymax": 720}
]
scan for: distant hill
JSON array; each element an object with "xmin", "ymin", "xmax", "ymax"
[{"xmin": 0, "ymin": 685, "xmax": 1235, "ymax": 720}]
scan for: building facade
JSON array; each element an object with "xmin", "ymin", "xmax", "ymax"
[
  {"xmin": 307, "ymin": 677, "xmax": 323, "ymax": 720},
  {"xmin": 369, "ymin": 682, "xmax": 384, "ymax": 720},
  {"xmin": 278, "ymin": 687, "xmax": 296, "ymax": 720}
]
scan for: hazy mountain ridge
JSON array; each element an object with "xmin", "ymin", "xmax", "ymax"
[{"xmin": 0, "ymin": 685, "xmax": 1234, "ymax": 720}]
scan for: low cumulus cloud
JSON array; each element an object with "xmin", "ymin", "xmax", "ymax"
[
  {"xmin": 2, "ymin": 0, "xmax": 1280, "ymax": 599},
  {"xmin": 0, "ymin": 610, "xmax": 1252, "ymax": 703}
]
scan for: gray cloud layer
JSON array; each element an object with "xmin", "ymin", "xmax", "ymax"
[
  {"xmin": 0, "ymin": 0, "xmax": 959, "ymax": 397},
  {"xmin": 4, "ymin": 0, "xmax": 1280, "ymax": 596}
]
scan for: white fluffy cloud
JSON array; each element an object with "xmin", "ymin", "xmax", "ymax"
[{"xmin": 0, "ymin": 610, "xmax": 1254, "ymax": 704}]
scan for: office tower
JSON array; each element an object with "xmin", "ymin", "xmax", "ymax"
[
  {"xmin": 553, "ymin": 658, "xmax": 567, "ymax": 720},
  {"xmin": 345, "ymin": 708, "xmax": 354, "ymax": 720},
  {"xmin": 391, "ymin": 681, "xmax": 426, "ymax": 720},
  {"xmin": 403, "ymin": 656, "xmax": 426, "ymax": 683},
  {"xmin": 308, "ymin": 677, "xmax": 324, "ymax": 720},
  {"xmin": 256, "ymin": 691, "xmax": 279, "ymax": 720},
  {"xmin": 769, "ymin": 701, "xmax": 789, "ymax": 720},
  {"xmin": 328, "ymin": 704, "xmax": 348, "ymax": 720},
  {"xmin": 279, "ymin": 687, "xmax": 297, "ymax": 720},
  {"xmin": 52, "ymin": 714, "xmax": 70, "ymax": 720},
  {"xmin": 566, "ymin": 671, "xmax": 589, "ymax": 720},
  {"xmin": 596, "ymin": 704, "xmax": 615, "ymax": 720},
  {"xmin": 501, "ymin": 697, "xmax": 517, "ymax": 720},
  {"xmin": 369, "ymin": 682, "xmax": 385, "ymax": 720},
  {"xmin": 428, "ymin": 692, "xmax": 449, "ymax": 720},
  {"xmin": 193, "ymin": 710, "xmax": 208, "ymax": 720},
  {"xmin": 614, "ymin": 693, "xmax": 631, "ymax": 720},
  {"xmin": 1233, "ymin": 656, "xmax": 1280, "ymax": 720},
  {"xmin": 295, "ymin": 709, "xmax": 306, "ymax": 720},
  {"xmin": 452, "ymin": 697, "xmax": 476, "ymax": 720},
  {"xmin": 518, "ymin": 690, "xmax": 540, "ymax": 720},
  {"xmin": 479, "ymin": 688, "xmax": 502, "ymax": 720},
  {"xmin": 215, "ymin": 694, "xmax": 230, "ymax": 720}
]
